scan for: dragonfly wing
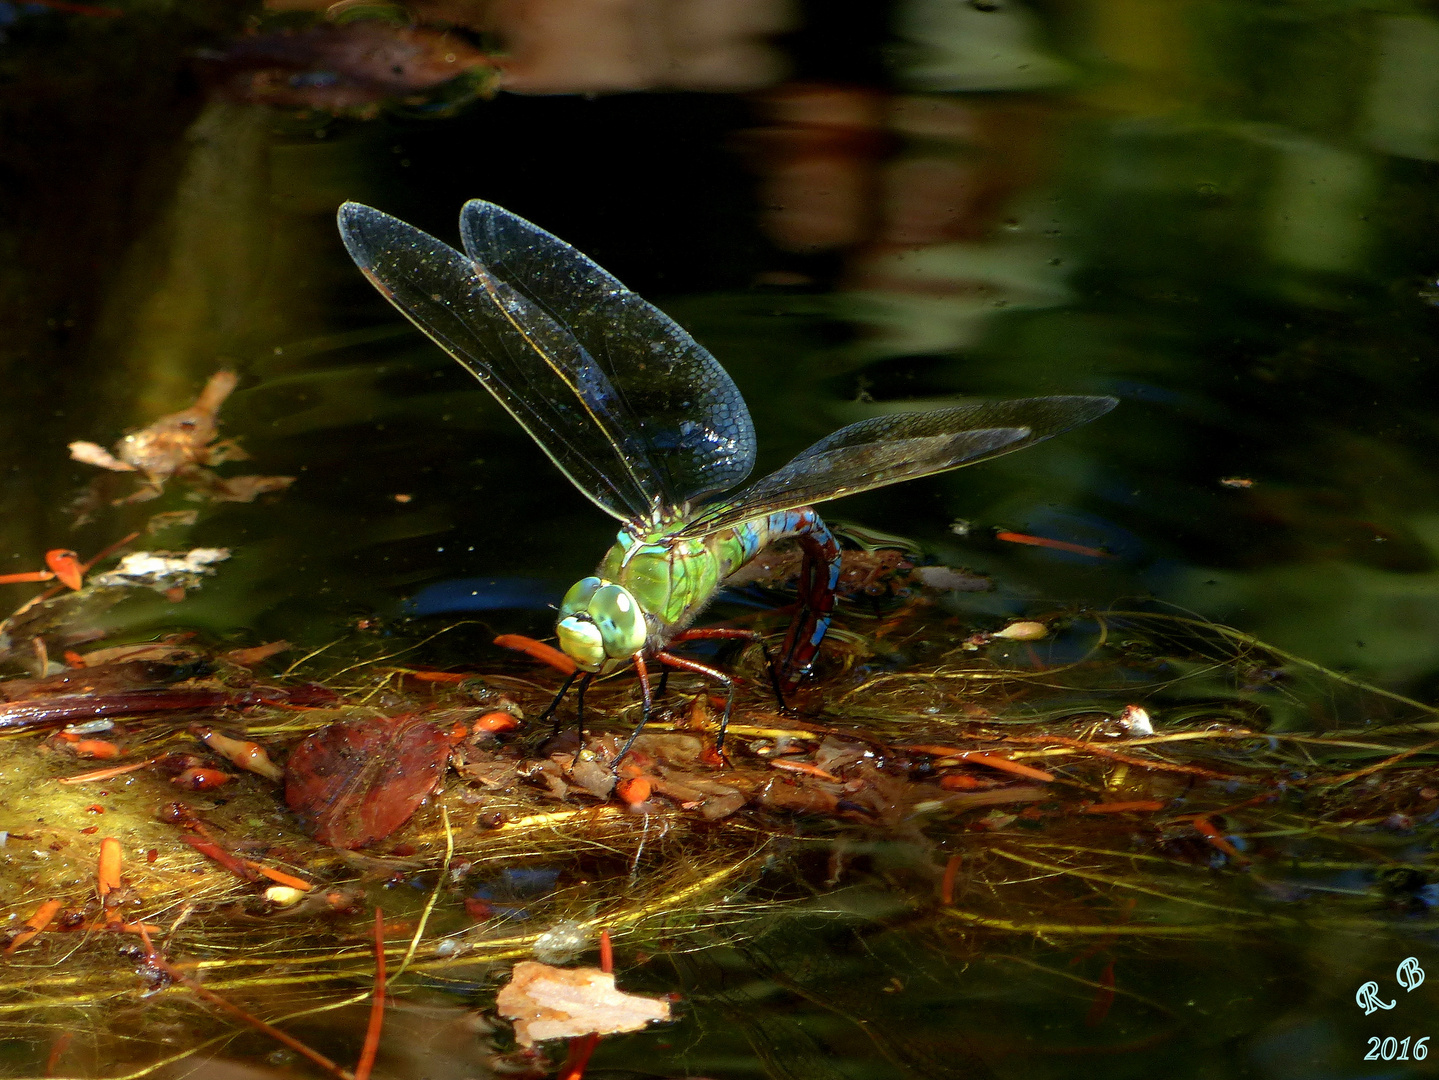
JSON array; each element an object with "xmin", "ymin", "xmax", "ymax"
[
  {"xmin": 459, "ymin": 200, "xmax": 756, "ymax": 511},
  {"xmin": 677, "ymin": 394, "xmax": 1117, "ymax": 536}
]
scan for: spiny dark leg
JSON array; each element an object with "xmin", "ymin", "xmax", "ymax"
[
  {"xmin": 540, "ymin": 671, "xmax": 579, "ymax": 737},
  {"xmin": 574, "ymin": 673, "xmax": 593, "ymax": 743},
  {"xmin": 616, "ymin": 653, "xmax": 655, "ymax": 764},
  {"xmin": 670, "ymin": 627, "xmax": 785, "ymax": 710},
  {"xmin": 654, "ymin": 651, "xmax": 737, "ymax": 757},
  {"xmin": 776, "ymin": 523, "xmax": 840, "ymax": 692}
]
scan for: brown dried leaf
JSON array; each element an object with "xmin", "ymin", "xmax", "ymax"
[
  {"xmin": 562, "ymin": 752, "xmax": 617, "ymax": 801},
  {"xmin": 495, "ymin": 961, "xmax": 670, "ymax": 1046},
  {"xmin": 284, "ymin": 716, "xmax": 454, "ymax": 848}
]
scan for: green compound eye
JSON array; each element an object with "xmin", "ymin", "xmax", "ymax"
[
  {"xmin": 589, "ymin": 584, "xmax": 646, "ymax": 658},
  {"xmin": 559, "ymin": 576, "xmax": 604, "ymax": 619}
]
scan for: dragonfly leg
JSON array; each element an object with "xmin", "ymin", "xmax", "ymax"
[
  {"xmin": 668, "ymin": 627, "xmax": 785, "ymax": 710},
  {"xmin": 653, "ymin": 651, "xmax": 737, "ymax": 756},
  {"xmin": 771, "ymin": 510, "xmax": 840, "ymax": 692},
  {"xmin": 656, "ymin": 667, "xmax": 669, "ymax": 701},
  {"xmin": 540, "ymin": 671, "xmax": 579, "ymax": 737},
  {"xmin": 615, "ymin": 653, "xmax": 656, "ymax": 764},
  {"xmin": 573, "ymin": 673, "xmax": 593, "ymax": 743}
]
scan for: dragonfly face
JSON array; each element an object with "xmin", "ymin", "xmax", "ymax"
[{"xmin": 556, "ymin": 576, "xmax": 647, "ymax": 672}]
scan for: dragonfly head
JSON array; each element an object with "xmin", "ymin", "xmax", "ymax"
[{"xmin": 556, "ymin": 576, "xmax": 647, "ymax": 672}]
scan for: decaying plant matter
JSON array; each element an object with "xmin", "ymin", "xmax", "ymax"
[
  {"xmin": 69, "ymin": 370, "xmax": 294, "ymax": 506},
  {"xmin": 0, "ymin": 565, "xmax": 1437, "ymax": 1078}
]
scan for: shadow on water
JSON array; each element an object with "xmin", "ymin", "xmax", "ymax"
[{"xmin": 3, "ymin": 0, "xmax": 1439, "ymax": 1078}]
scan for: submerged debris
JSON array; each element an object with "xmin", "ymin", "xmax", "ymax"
[
  {"xmin": 496, "ymin": 961, "xmax": 671, "ymax": 1046},
  {"xmin": 92, "ymin": 548, "xmax": 230, "ymax": 591},
  {"xmin": 0, "ymin": 592, "xmax": 1433, "ymax": 1075},
  {"xmin": 69, "ymin": 371, "xmax": 293, "ymax": 508}
]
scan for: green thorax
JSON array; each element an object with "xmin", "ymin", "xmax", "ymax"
[{"xmin": 597, "ymin": 521, "xmax": 753, "ymax": 638}]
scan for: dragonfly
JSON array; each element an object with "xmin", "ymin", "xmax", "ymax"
[{"xmin": 337, "ymin": 200, "xmax": 1116, "ymax": 757}]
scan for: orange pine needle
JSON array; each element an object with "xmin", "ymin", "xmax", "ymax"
[
  {"xmin": 56, "ymin": 758, "xmax": 157, "ymax": 783},
  {"xmin": 1084, "ymin": 961, "xmax": 1116, "ymax": 1026},
  {"xmin": 354, "ymin": 908, "xmax": 386, "ymax": 1080},
  {"xmin": 1079, "ymin": 800, "xmax": 1166, "ymax": 814},
  {"xmin": 71, "ymin": 739, "xmax": 121, "ymax": 759},
  {"xmin": 768, "ymin": 759, "xmax": 841, "ymax": 782},
  {"xmin": 0, "ymin": 570, "xmax": 54, "ymax": 585},
  {"xmin": 904, "ymin": 745, "xmax": 1055, "ymax": 783},
  {"xmin": 994, "ymin": 530, "xmax": 1112, "ymax": 559},
  {"xmin": 181, "ymin": 834, "xmax": 261, "ymax": 883},
  {"xmin": 474, "ymin": 711, "xmax": 520, "ymax": 732},
  {"xmin": 4, "ymin": 899, "xmax": 62, "ymax": 955},
  {"xmin": 1192, "ymin": 816, "xmax": 1249, "ymax": 863},
  {"xmin": 405, "ymin": 670, "xmax": 471, "ymax": 684},
  {"xmin": 615, "ymin": 777, "xmax": 651, "ymax": 804},
  {"xmin": 97, "ymin": 837, "xmax": 122, "ymax": 896},
  {"xmin": 493, "ymin": 634, "xmax": 577, "ymax": 675},
  {"xmin": 940, "ymin": 854, "xmax": 961, "ymax": 906},
  {"xmin": 44, "ymin": 1031, "xmax": 73, "ymax": 1076},
  {"xmin": 242, "ymin": 861, "xmax": 314, "ymax": 891},
  {"xmin": 559, "ymin": 1034, "xmax": 600, "ymax": 1080},
  {"xmin": 80, "ymin": 531, "xmax": 141, "ymax": 572},
  {"xmin": 598, "ymin": 929, "xmax": 613, "ymax": 974}
]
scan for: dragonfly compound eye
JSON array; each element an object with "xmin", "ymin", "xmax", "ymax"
[
  {"xmin": 589, "ymin": 584, "xmax": 647, "ymax": 658},
  {"xmin": 558, "ymin": 576, "xmax": 604, "ymax": 619}
]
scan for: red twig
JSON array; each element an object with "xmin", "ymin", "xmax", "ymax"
[
  {"xmin": 136, "ymin": 925, "xmax": 355, "ymax": 1080},
  {"xmin": 558, "ymin": 1034, "xmax": 600, "ymax": 1080},
  {"xmin": 558, "ymin": 928, "xmax": 614, "ymax": 1080},
  {"xmin": 354, "ymin": 908, "xmax": 386, "ymax": 1080},
  {"xmin": 940, "ymin": 854, "xmax": 961, "ymax": 906},
  {"xmin": 43, "ymin": 1032, "xmax": 73, "ymax": 1077}
]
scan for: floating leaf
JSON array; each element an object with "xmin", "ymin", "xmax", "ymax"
[{"xmin": 496, "ymin": 961, "xmax": 670, "ymax": 1046}]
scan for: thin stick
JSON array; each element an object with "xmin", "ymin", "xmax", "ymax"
[
  {"xmin": 940, "ymin": 854, "xmax": 960, "ymax": 906},
  {"xmin": 136, "ymin": 926, "xmax": 355, "ymax": 1080},
  {"xmin": 598, "ymin": 929, "xmax": 613, "ymax": 974},
  {"xmin": 354, "ymin": 908, "xmax": 386, "ymax": 1080}
]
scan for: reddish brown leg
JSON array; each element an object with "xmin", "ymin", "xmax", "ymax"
[
  {"xmin": 654, "ymin": 651, "xmax": 738, "ymax": 757},
  {"xmin": 669, "ymin": 627, "xmax": 785, "ymax": 709},
  {"xmin": 616, "ymin": 653, "xmax": 654, "ymax": 764},
  {"xmin": 614, "ymin": 654, "xmax": 657, "ymax": 764}
]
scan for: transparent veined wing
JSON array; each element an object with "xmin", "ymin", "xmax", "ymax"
[
  {"xmin": 675, "ymin": 395, "xmax": 1118, "ymax": 537},
  {"xmin": 459, "ymin": 201, "xmax": 756, "ymax": 512},
  {"xmin": 338, "ymin": 202, "xmax": 757, "ymax": 523}
]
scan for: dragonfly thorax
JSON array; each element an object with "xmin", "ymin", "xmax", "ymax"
[{"xmin": 556, "ymin": 576, "xmax": 648, "ymax": 672}]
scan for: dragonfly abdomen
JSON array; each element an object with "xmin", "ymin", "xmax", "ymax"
[{"xmin": 737, "ymin": 509, "xmax": 841, "ymax": 687}]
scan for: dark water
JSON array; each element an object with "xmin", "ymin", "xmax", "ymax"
[{"xmin": 5, "ymin": 1, "xmax": 1439, "ymax": 1078}]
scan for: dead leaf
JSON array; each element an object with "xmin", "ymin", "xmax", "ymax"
[
  {"xmin": 495, "ymin": 961, "xmax": 670, "ymax": 1046},
  {"xmin": 284, "ymin": 715, "xmax": 455, "ymax": 848},
  {"xmin": 562, "ymin": 752, "xmax": 617, "ymax": 800}
]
